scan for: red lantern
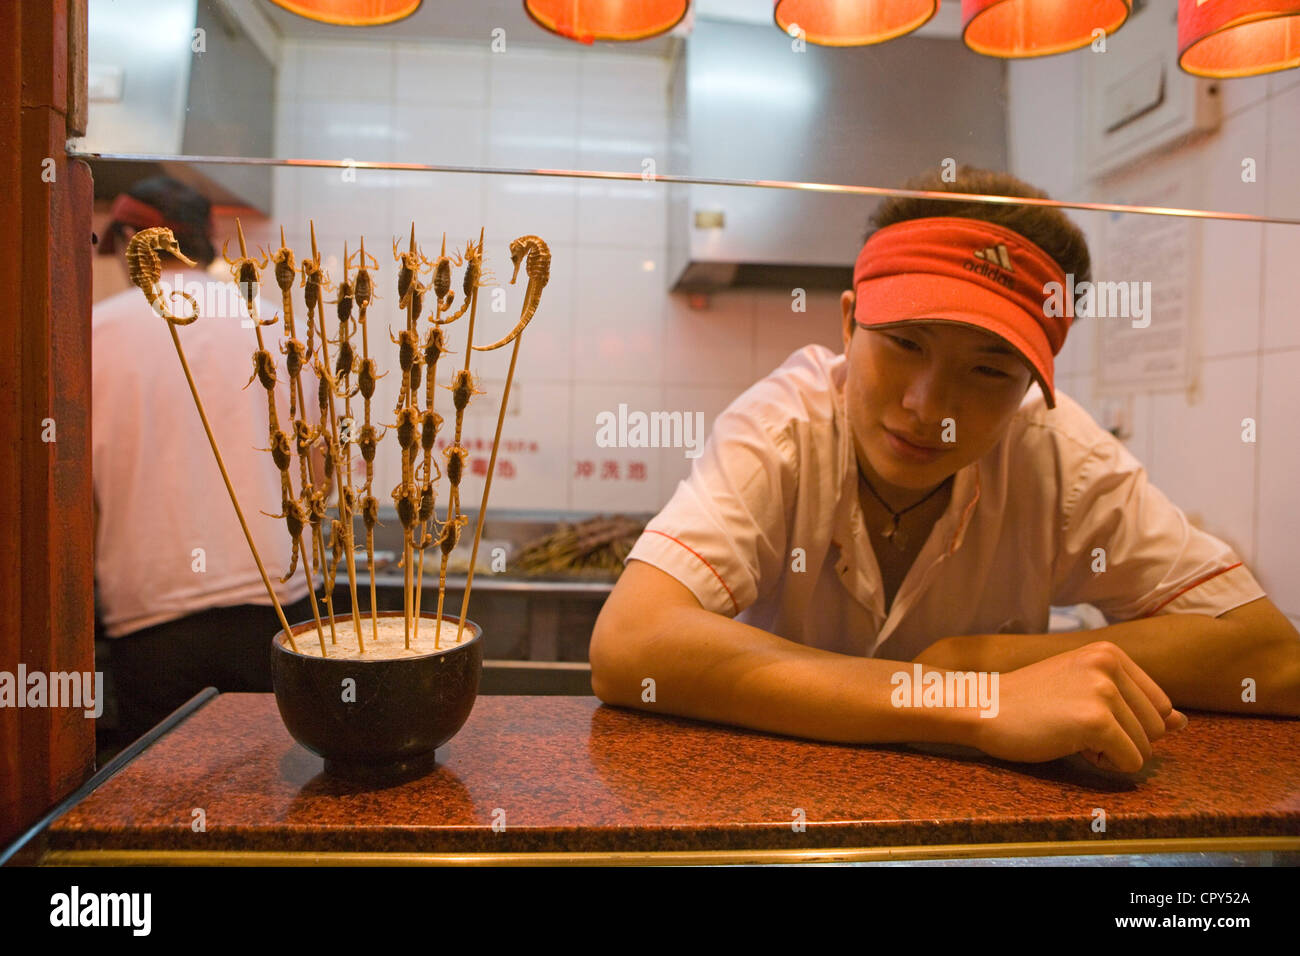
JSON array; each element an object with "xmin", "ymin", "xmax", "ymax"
[
  {"xmin": 523, "ymin": 1, "xmax": 690, "ymax": 44},
  {"xmin": 1178, "ymin": 0, "xmax": 1300, "ymax": 77},
  {"xmin": 267, "ymin": 0, "xmax": 421, "ymax": 26},
  {"xmin": 962, "ymin": 0, "xmax": 1131, "ymax": 57},
  {"xmin": 772, "ymin": 0, "xmax": 939, "ymax": 46}
]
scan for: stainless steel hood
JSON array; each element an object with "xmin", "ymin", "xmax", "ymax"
[
  {"xmin": 80, "ymin": 0, "xmax": 276, "ymax": 211},
  {"xmin": 667, "ymin": 18, "xmax": 1010, "ymax": 292}
]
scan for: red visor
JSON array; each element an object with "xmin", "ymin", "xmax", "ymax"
[{"xmin": 853, "ymin": 216, "xmax": 1071, "ymax": 408}]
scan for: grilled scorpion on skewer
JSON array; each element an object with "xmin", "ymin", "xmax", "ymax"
[
  {"xmin": 393, "ymin": 227, "xmax": 431, "ymax": 311},
  {"xmin": 222, "ymin": 239, "xmax": 274, "ymax": 327},
  {"xmin": 261, "ymin": 493, "xmax": 310, "ymax": 581},
  {"xmin": 473, "ymin": 235, "xmax": 550, "ymax": 351},
  {"xmin": 126, "ymin": 227, "xmax": 200, "ymax": 325},
  {"xmin": 434, "ymin": 238, "xmax": 485, "ymax": 325}
]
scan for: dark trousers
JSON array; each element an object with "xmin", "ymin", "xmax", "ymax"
[{"xmin": 107, "ymin": 594, "xmax": 319, "ymax": 740}]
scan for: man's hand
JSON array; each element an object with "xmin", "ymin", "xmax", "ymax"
[{"xmin": 970, "ymin": 641, "xmax": 1186, "ymax": 773}]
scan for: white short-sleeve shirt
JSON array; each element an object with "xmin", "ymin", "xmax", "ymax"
[
  {"xmin": 93, "ymin": 267, "xmax": 322, "ymax": 637},
  {"xmin": 624, "ymin": 344, "xmax": 1265, "ymax": 662}
]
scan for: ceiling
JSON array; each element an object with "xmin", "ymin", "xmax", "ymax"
[{"xmin": 253, "ymin": 0, "xmax": 963, "ymax": 55}]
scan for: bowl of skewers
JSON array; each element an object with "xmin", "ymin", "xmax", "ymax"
[
  {"xmin": 272, "ymin": 612, "xmax": 483, "ymax": 782},
  {"xmin": 125, "ymin": 219, "xmax": 550, "ymax": 782}
]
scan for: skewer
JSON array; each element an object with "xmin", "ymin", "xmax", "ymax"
[
  {"xmin": 124, "ymin": 226, "xmax": 299, "ymax": 652},
  {"xmin": 172, "ymin": 322, "xmax": 301, "ymax": 652},
  {"xmin": 434, "ymin": 228, "xmax": 483, "ymax": 648},
  {"xmin": 304, "ymin": 221, "xmax": 339, "ymax": 645},
  {"xmin": 413, "ymin": 232, "xmax": 450, "ymax": 642},
  {"xmin": 271, "ymin": 224, "xmax": 328, "ymax": 655},
  {"xmin": 458, "ymin": 234, "xmax": 550, "ymax": 644}
]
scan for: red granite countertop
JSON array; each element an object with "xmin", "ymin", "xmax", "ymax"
[{"xmin": 46, "ymin": 694, "xmax": 1300, "ymax": 858}]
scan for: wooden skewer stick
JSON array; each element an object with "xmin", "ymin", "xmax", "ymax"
[
  {"xmin": 298, "ymin": 532, "xmax": 327, "ymax": 656},
  {"xmin": 434, "ymin": 229, "xmax": 483, "ymax": 649},
  {"xmin": 337, "ymin": 240, "xmax": 366, "ymax": 653},
  {"xmin": 456, "ymin": 328, "xmax": 518, "ymax": 646},
  {"xmin": 274, "ymin": 223, "xmax": 328, "ymax": 656},
  {"xmin": 357, "ymin": 235, "xmax": 380, "ymax": 648},
  {"xmin": 400, "ymin": 232, "xmax": 420, "ymax": 650},
  {"xmin": 449, "ymin": 227, "xmax": 488, "ymax": 646},
  {"xmin": 421, "ymin": 231, "xmax": 457, "ymax": 642},
  {"xmin": 164, "ymin": 313, "xmax": 299, "ymax": 653},
  {"xmin": 309, "ymin": 222, "xmax": 339, "ymax": 645}
]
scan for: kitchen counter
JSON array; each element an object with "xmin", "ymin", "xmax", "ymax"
[{"xmin": 37, "ymin": 694, "xmax": 1300, "ymax": 864}]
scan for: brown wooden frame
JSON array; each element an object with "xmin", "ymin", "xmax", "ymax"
[{"xmin": 1, "ymin": 0, "xmax": 95, "ymax": 847}]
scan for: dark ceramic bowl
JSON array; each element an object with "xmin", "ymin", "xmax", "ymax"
[{"xmin": 271, "ymin": 611, "xmax": 482, "ymax": 782}]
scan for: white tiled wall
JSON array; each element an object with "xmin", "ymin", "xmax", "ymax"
[
  {"xmin": 272, "ymin": 34, "xmax": 1297, "ymax": 626},
  {"xmin": 272, "ymin": 39, "xmax": 843, "ymax": 519},
  {"xmin": 1010, "ymin": 55, "xmax": 1300, "ymax": 622}
]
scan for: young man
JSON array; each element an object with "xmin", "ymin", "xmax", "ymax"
[{"xmin": 590, "ymin": 167, "xmax": 1300, "ymax": 773}]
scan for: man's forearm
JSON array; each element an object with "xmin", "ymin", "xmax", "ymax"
[
  {"xmin": 593, "ymin": 605, "xmax": 986, "ymax": 747},
  {"xmin": 916, "ymin": 610, "xmax": 1300, "ymax": 716}
]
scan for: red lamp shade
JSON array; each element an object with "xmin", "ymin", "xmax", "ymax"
[
  {"xmin": 772, "ymin": 0, "xmax": 939, "ymax": 46},
  {"xmin": 963, "ymin": 0, "xmax": 1131, "ymax": 57},
  {"xmin": 523, "ymin": 1, "xmax": 689, "ymax": 43},
  {"xmin": 267, "ymin": 0, "xmax": 421, "ymax": 26},
  {"xmin": 1178, "ymin": 0, "xmax": 1300, "ymax": 77}
]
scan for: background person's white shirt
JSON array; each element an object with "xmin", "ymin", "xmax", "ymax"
[
  {"xmin": 625, "ymin": 344, "xmax": 1266, "ymax": 663},
  {"xmin": 93, "ymin": 266, "xmax": 321, "ymax": 638}
]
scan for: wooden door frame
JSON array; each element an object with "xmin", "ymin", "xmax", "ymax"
[{"xmin": 1, "ymin": 0, "xmax": 96, "ymax": 847}]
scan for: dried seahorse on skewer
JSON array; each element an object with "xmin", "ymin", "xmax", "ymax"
[
  {"xmin": 125, "ymin": 227, "xmax": 304, "ymax": 653},
  {"xmin": 126, "ymin": 227, "xmax": 200, "ymax": 324},
  {"xmin": 473, "ymin": 235, "xmax": 550, "ymax": 352},
  {"xmin": 454, "ymin": 230, "xmax": 548, "ymax": 646}
]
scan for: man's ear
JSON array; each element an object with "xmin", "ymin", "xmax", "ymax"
[{"xmin": 841, "ymin": 290, "xmax": 856, "ymax": 353}]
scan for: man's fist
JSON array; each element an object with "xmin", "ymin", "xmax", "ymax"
[{"xmin": 971, "ymin": 641, "xmax": 1186, "ymax": 773}]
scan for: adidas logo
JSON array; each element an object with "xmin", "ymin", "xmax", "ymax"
[
  {"xmin": 963, "ymin": 244, "xmax": 1015, "ymax": 289},
  {"xmin": 972, "ymin": 244, "xmax": 1013, "ymax": 271}
]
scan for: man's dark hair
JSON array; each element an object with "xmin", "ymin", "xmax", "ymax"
[
  {"xmin": 104, "ymin": 176, "xmax": 216, "ymax": 267},
  {"xmin": 861, "ymin": 165, "xmax": 1092, "ymax": 320}
]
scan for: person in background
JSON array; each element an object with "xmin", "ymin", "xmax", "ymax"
[
  {"xmin": 94, "ymin": 176, "xmax": 324, "ymax": 743},
  {"xmin": 591, "ymin": 166, "xmax": 1300, "ymax": 774}
]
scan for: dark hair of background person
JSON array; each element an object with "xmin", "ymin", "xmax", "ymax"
[
  {"xmin": 101, "ymin": 175, "xmax": 216, "ymax": 267},
  {"xmin": 857, "ymin": 165, "xmax": 1093, "ymax": 327}
]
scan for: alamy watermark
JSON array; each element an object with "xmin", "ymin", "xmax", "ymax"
[
  {"xmin": 1, "ymin": 665, "xmax": 104, "ymax": 718},
  {"xmin": 50, "ymin": 886, "xmax": 151, "ymax": 935},
  {"xmin": 890, "ymin": 663, "xmax": 999, "ymax": 718},
  {"xmin": 155, "ymin": 271, "xmax": 259, "ymax": 325},
  {"xmin": 1043, "ymin": 274, "xmax": 1153, "ymax": 328},
  {"xmin": 595, "ymin": 404, "xmax": 706, "ymax": 459}
]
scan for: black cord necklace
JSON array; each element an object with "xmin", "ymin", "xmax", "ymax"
[{"xmin": 859, "ymin": 470, "xmax": 952, "ymax": 551}]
